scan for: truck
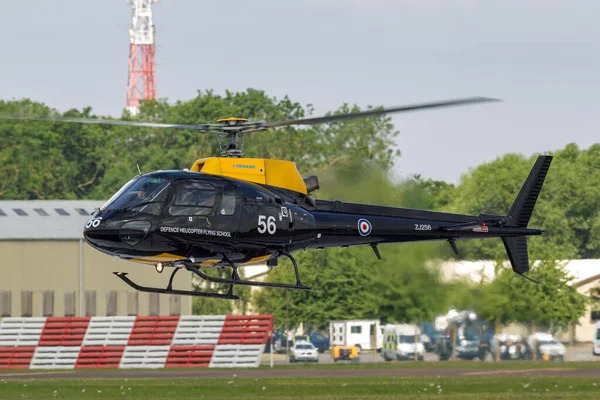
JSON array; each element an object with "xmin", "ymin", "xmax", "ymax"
[
  {"xmin": 433, "ymin": 308, "xmax": 490, "ymax": 361},
  {"xmin": 329, "ymin": 319, "xmax": 382, "ymax": 352},
  {"xmin": 381, "ymin": 324, "xmax": 425, "ymax": 361},
  {"xmin": 307, "ymin": 331, "xmax": 330, "ymax": 353}
]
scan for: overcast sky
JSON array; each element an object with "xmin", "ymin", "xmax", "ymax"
[{"xmin": 1, "ymin": 0, "xmax": 599, "ymax": 184}]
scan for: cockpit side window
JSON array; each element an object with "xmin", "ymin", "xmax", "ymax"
[
  {"xmin": 220, "ymin": 185, "xmax": 237, "ymax": 216},
  {"xmin": 169, "ymin": 182, "xmax": 217, "ymax": 216}
]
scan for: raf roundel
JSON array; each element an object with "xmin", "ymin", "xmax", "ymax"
[{"xmin": 357, "ymin": 218, "xmax": 372, "ymax": 236}]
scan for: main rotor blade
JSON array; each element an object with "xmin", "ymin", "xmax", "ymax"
[
  {"xmin": 267, "ymin": 97, "xmax": 500, "ymax": 128},
  {"xmin": 0, "ymin": 114, "xmax": 207, "ymax": 130}
]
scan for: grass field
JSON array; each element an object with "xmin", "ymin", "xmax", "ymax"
[
  {"xmin": 256, "ymin": 359, "xmax": 600, "ymax": 370},
  {"xmin": 2, "ymin": 375, "xmax": 600, "ymax": 399},
  {"xmin": 3, "ymin": 361, "xmax": 600, "ymax": 400}
]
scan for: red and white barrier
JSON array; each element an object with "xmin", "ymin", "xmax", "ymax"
[{"xmin": 0, "ymin": 314, "xmax": 272, "ymax": 370}]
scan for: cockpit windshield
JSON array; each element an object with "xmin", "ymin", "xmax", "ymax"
[{"xmin": 101, "ymin": 176, "xmax": 171, "ymax": 215}]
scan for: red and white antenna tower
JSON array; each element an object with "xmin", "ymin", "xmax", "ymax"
[{"xmin": 126, "ymin": 0, "xmax": 158, "ymax": 115}]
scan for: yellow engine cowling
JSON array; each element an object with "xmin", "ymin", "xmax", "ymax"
[{"xmin": 190, "ymin": 157, "xmax": 316, "ymax": 195}]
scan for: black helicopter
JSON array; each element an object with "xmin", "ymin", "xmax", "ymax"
[{"xmin": 0, "ymin": 97, "xmax": 552, "ymax": 299}]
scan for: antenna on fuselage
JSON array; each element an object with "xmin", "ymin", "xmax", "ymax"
[{"xmin": 136, "ymin": 164, "xmax": 142, "ymax": 175}]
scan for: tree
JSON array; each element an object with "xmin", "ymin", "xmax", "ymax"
[
  {"xmin": 475, "ymin": 260, "xmax": 588, "ymax": 336},
  {"xmin": 442, "ymin": 278, "xmax": 486, "ymax": 312},
  {"xmin": 409, "ymin": 175, "xmax": 456, "ymax": 211},
  {"xmin": 0, "ymin": 100, "xmax": 118, "ymax": 199}
]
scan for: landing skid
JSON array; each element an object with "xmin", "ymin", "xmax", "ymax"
[
  {"xmin": 113, "ymin": 252, "xmax": 311, "ymax": 299},
  {"xmin": 113, "ymin": 270, "xmax": 240, "ymax": 300},
  {"xmin": 184, "ymin": 254, "xmax": 310, "ymax": 291}
]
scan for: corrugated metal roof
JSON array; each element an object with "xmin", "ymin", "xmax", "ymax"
[{"xmin": 0, "ymin": 200, "xmax": 105, "ymax": 240}]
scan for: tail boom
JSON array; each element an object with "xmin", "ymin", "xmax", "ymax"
[{"xmin": 306, "ymin": 155, "xmax": 552, "ymax": 278}]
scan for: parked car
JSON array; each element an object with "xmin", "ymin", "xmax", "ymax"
[
  {"xmin": 289, "ymin": 341, "xmax": 319, "ymax": 363},
  {"xmin": 296, "ymin": 332, "xmax": 330, "ymax": 353},
  {"xmin": 435, "ymin": 334, "xmax": 486, "ymax": 361},
  {"xmin": 490, "ymin": 334, "xmax": 527, "ymax": 360},
  {"xmin": 433, "ymin": 309, "xmax": 491, "ymax": 361},
  {"xmin": 526, "ymin": 333, "xmax": 566, "ymax": 361}
]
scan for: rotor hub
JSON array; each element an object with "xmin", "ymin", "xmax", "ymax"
[{"xmin": 216, "ymin": 117, "xmax": 248, "ymax": 126}]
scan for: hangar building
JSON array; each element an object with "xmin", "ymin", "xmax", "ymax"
[{"xmin": 0, "ymin": 200, "xmax": 192, "ymax": 318}]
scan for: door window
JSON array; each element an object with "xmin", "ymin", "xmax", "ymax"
[
  {"xmin": 169, "ymin": 182, "xmax": 217, "ymax": 216},
  {"xmin": 219, "ymin": 185, "xmax": 237, "ymax": 215}
]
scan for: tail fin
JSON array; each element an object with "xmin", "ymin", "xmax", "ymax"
[
  {"xmin": 502, "ymin": 155, "xmax": 553, "ymax": 275},
  {"xmin": 506, "ymin": 155, "xmax": 553, "ymax": 228}
]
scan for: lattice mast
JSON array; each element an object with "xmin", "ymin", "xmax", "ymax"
[{"xmin": 126, "ymin": 0, "xmax": 158, "ymax": 115}]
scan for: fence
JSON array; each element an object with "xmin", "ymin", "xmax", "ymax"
[{"xmin": 0, "ymin": 314, "xmax": 272, "ymax": 369}]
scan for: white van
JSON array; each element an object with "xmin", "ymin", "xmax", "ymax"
[
  {"xmin": 329, "ymin": 320, "xmax": 382, "ymax": 352},
  {"xmin": 594, "ymin": 321, "xmax": 600, "ymax": 356},
  {"xmin": 381, "ymin": 324, "xmax": 425, "ymax": 361}
]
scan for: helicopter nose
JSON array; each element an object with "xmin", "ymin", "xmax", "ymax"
[
  {"xmin": 83, "ymin": 215, "xmax": 121, "ymax": 249},
  {"xmin": 84, "ymin": 217, "xmax": 152, "ymax": 250}
]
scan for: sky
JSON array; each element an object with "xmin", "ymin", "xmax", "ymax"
[{"xmin": 1, "ymin": 0, "xmax": 599, "ymax": 184}]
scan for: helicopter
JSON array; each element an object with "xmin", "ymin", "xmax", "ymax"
[{"xmin": 0, "ymin": 97, "xmax": 552, "ymax": 299}]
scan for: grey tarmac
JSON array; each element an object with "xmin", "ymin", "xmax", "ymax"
[{"xmin": 1, "ymin": 367, "xmax": 600, "ymax": 381}]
